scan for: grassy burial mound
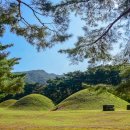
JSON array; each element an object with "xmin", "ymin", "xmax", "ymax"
[
  {"xmin": 10, "ymin": 94, "xmax": 54, "ymax": 111},
  {"xmin": 56, "ymin": 88, "xmax": 129, "ymax": 110},
  {"xmin": 0, "ymin": 99, "xmax": 17, "ymax": 108}
]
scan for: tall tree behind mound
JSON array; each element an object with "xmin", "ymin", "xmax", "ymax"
[{"xmin": 116, "ymin": 65, "xmax": 130, "ymax": 102}]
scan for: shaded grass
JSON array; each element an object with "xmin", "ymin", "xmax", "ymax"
[
  {"xmin": 0, "ymin": 108, "xmax": 130, "ymax": 129},
  {"xmin": 57, "ymin": 88, "xmax": 129, "ymax": 110},
  {"xmin": 10, "ymin": 94, "xmax": 54, "ymax": 111}
]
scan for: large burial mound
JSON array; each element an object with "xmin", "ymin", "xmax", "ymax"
[
  {"xmin": 56, "ymin": 88, "xmax": 129, "ymax": 110},
  {"xmin": 0, "ymin": 99, "xmax": 17, "ymax": 108},
  {"xmin": 10, "ymin": 94, "xmax": 54, "ymax": 110}
]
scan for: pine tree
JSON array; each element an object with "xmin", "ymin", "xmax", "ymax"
[
  {"xmin": 1, "ymin": 0, "xmax": 130, "ymax": 65},
  {"xmin": 0, "ymin": 0, "xmax": 71, "ymax": 51},
  {"xmin": 55, "ymin": 0, "xmax": 130, "ymax": 65},
  {"xmin": 0, "ymin": 44, "xmax": 25, "ymax": 95}
]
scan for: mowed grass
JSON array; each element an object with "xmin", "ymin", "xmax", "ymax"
[
  {"xmin": 0, "ymin": 108, "xmax": 130, "ymax": 130},
  {"xmin": 10, "ymin": 94, "xmax": 54, "ymax": 111},
  {"xmin": 57, "ymin": 88, "xmax": 129, "ymax": 110},
  {"xmin": 0, "ymin": 99, "xmax": 17, "ymax": 108}
]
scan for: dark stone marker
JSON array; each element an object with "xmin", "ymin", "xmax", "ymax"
[
  {"xmin": 103, "ymin": 105, "xmax": 115, "ymax": 111},
  {"xmin": 127, "ymin": 105, "xmax": 130, "ymax": 110}
]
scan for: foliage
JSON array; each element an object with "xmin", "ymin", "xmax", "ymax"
[
  {"xmin": 10, "ymin": 94, "xmax": 54, "ymax": 111},
  {"xmin": 0, "ymin": 0, "xmax": 130, "ymax": 65},
  {"xmin": 44, "ymin": 71, "xmax": 86, "ymax": 104},
  {"xmin": 116, "ymin": 81, "xmax": 130, "ymax": 102},
  {"xmin": 84, "ymin": 65, "xmax": 121, "ymax": 85},
  {"xmin": 1, "ymin": 64, "xmax": 127, "ymax": 104},
  {"xmin": 82, "ymin": 83, "xmax": 115, "ymax": 94},
  {"xmin": 0, "ymin": 64, "xmax": 126, "ymax": 104},
  {"xmin": 120, "ymin": 64, "xmax": 130, "ymax": 79},
  {"xmin": 56, "ymin": 87, "xmax": 129, "ymax": 110},
  {"xmin": 0, "ymin": 83, "xmax": 45, "ymax": 102},
  {"xmin": 0, "ymin": 0, "xmax": 71, "ymax": 51},
  {"xmin": 116, "ymin": 65, "xmax": 130, "ymax": 102},
  {"xmin": 44, "ymin": 65, "xmax": 121, "ymax": 104},
  {"xmin": 0, "ymin": 44, "xmax": 25, "ymax": 95},
  {"xmin": 58, "ymin": 0, "xmax": 130, "ymax": 64}
]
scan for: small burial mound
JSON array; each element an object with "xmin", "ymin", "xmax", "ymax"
[
  {"xmin": 0, "ymin": 99, "xmax": 17, "ymax": 108},
  {"xmin": 56, "ymin": 88, "xmax": 129, "ymax": 110},
  {"xmin": 10, "ymin": 94, "xmax": 54, "ymax": 111}
]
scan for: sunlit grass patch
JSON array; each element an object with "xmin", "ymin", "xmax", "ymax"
[
  {"xmin": 9, "ymin": 94, "xmax": 55, "ymax": 111},
  {"xmin": 0, "ymin": 108, "xmax": 130, "ymax": 130}
]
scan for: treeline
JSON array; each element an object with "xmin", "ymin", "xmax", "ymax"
[
  {"xmin": 1, "ymin": 64, "xmax": 129, "ymax": 104},
  {"xmin": 43, "ymin": 65, "xmax": 122, "ymax": 104}
]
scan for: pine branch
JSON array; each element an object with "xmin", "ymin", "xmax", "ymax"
[
  {"xmin": 86, "ymin": 7, "xmax": 130, "ymax": 46},
  {"xmin": 54, "ymin": 0, "xmax": 89, "ymax": 8},
  {"xmin": 16, "ymin": 0, "xmax": 58, "ymax": 33}
]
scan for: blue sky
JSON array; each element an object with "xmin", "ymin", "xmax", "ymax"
[{"xmin": 1, "ymin": 0, "xmax": 88, "ymax": 75}]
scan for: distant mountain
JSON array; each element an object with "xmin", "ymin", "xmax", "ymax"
[{"xmin": 19, "ymin": 70, "xmax": 61, "ymax": 84}]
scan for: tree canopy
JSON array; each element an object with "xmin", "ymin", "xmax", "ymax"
[
  {"xmin": 0, "ymin": 0, "xmax": 130, "ymax": 64},
  {"xmin": 1, "ymin": 64, "xmax": 130, "ymax": 103},
  {"xmin": 116, "ymin": 65, "xmax": 130, "ymax": 102},
  {"xmin": 0, "ymin": 44, "xmax": 25, "ymax": 96},
  {"xmin": 43, "ymin": 65, "xmax": 122, "ymax": 103},
  {"xmin": 58, "ymin": 0, "xmax": 130, "ymax": 65},
  {"xmin": 0, "ymin": 0, "xmax": 71, "ymax": 50}
]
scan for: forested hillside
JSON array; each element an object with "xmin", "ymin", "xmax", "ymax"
[{"xmin": 18, "ymin": 70, "xmax": 61, "ymax": 84}]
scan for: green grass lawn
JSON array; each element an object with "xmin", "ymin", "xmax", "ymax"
[{"xmin": 0, "ymin": 108, "xmax": 130, "ymax": 130}]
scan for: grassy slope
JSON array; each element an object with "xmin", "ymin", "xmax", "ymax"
[
  {"xmin": 0, "ymin": 108, "xmax": 130, "ymax": 130},
  {"xmin": 10, "ymin": 94, "xmax": 54, "ymax": 111},
  {"xmin": 57, "ymin": 89, "xmax": 129, "ymax": 110},
  {"xmin": 0, "ymin": 99, "xmax": 17, "ymax": 108}
]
